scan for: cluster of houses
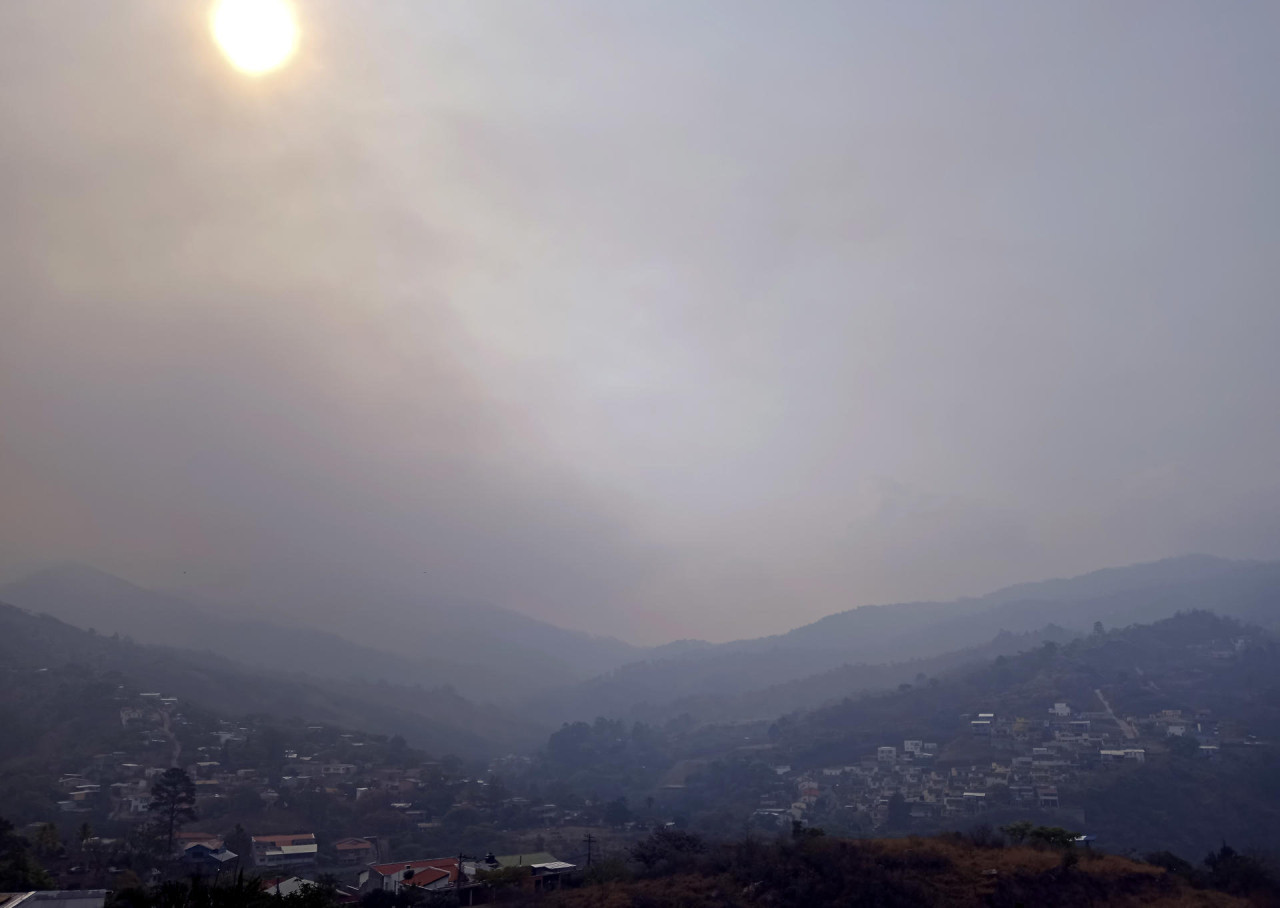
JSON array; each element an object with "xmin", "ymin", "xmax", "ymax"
[
  {"xmin": 34, "ymin": 676, "xmax": 1245, "ymax": 900},
  {"xmin": 51, "ymin": 691, "xmax": 437, "ymax": 827},
  {"xmin": 34, "ymin": 687, "xmax": 588, "ymax": 901},
  {"xmin": 755, "ymin": 697, "xmax": 1226, "ymax": 831},
  {"xmin": 180, "ymin": 831, "xmax": 576, "ymax": 904}
]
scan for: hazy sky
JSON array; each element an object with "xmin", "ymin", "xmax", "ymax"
[{"xmin": 2, "ymin": 1, "xmax": 1278, "ymax": 643}]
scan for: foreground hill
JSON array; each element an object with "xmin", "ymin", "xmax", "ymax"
[
  {"xmin": 0, "ymin": 564, "xmax": 641, "ymax": 703},
  {"xmin": 535, "ymin": 831, "xmax": 1258, "ymax": 908},
  {"xmin": 541, "ymin": 556, "xmax": 1280, "ymax": 722},
  {"xmin": 0, "ymin": 599, "xmax": 546, "ymax": 757}
]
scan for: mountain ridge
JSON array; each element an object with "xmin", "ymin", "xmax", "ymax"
[
  {"xmin": 0, "ymin": 563, "xmax": 644, "ymax": 703},
  {"xmin": 0, "ymin": 596, "xmax": 546, "ymax": 757},
  {"xmin": 534, "ymin": 555, "xmax": 1280, "ymax": 723}
]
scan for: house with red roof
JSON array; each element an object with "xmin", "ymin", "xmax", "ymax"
[{"xmin": 359, "ymin": 858, "xmax": 462, "ymax": 894}]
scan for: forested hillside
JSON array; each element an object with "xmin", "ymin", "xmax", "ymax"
[
  {"xmin": 0, "ymin": 600, "xmax": 546, "ymax": 757},
  {"xmin": 539, "ymin": 624, "xmax": 1079, "ymax": 725}
]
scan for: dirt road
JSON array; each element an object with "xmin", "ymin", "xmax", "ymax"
[{"xmin": 1095, "ymin": 688, "xmax": 1138, "ymax": 740}]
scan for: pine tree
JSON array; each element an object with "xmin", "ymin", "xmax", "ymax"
[{"xmin": 148, "ymin": 767, "xmax": 197, "ymax": 856}]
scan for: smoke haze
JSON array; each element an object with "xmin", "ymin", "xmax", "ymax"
[{"xmin": 2, "ymin": 1, "xmax": 1279, "ymax": 642}]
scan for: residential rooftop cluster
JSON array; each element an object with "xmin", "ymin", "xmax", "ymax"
[{"xmin": 754, "ymin": 696, "xmax": 1231, "ymax": 835}]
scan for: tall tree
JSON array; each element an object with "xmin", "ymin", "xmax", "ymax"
[
  {"xmin": 0, "ymin": 816, "xmax": 53, "ymax": 891},
  {"xmin": 225, "ymin": 823, "xmax": 252, "ymax": 869},
  {"xmin": 148, "ymin": 767, "xmax": 197, "ymax": 856},
  {"xmin": 33, "ymin": 823, "xmax": 62, "ymax": 858}
]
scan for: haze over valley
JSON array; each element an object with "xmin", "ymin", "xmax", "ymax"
[{"xmin": 3, "ymin": 2, "xmax": 1280, "ymax": 904}]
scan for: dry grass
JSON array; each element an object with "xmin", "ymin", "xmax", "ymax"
[
  {"xmin": 543, "ymin": 835, "xmax": 1254, "ymax": 908},
  {"xmin": 867, "ymin": 836, "xmax": 1248, "ymax": 907}
]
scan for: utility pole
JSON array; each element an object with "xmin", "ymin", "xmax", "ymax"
[{"xmin": 582, "ymin": 833, "xmax": 595, "ymax": 867}]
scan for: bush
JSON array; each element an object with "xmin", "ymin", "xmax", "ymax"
[
  {"xmin": 630, "ymin": 828, "xmax": 707, "ymax": 875},
  {"xmin": 1203, "ymin": 844, "xmax": 1280, "ymax": 898},
  {"xmin": 965, "ymin": 824, "xmax": 1005, "ymax": 849},
  {"xmin": 1026, "ymin": 826, "xmax": 1077, "ymax": 849}
]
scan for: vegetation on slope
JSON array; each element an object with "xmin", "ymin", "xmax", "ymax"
[{"xmin": 534, "ymin": 827, "xmax": 1269, "ymax": 908}]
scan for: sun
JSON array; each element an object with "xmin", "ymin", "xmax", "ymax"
[{"xmin": 210, "ymin": 0, "xmax": 299, "ymax": 76}]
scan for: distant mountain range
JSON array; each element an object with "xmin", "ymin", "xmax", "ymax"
[
  {"xmin": 4, "ymin": 555, "xmax": 1278, "ymax": 738},
  {"xmin": 0, "ymin": 563, "xmax": 642, "ymax": 704},
  {"xmin": 563, "ymin": 624, "xmax": 1082, "ymax": 727},
  {"xmin": 0, "ymin": 598, "xmax": 545, "ymax": 757},
  {"xmin": 530, "ymin": 555, "xmax": 1280, "ymax": 723}
]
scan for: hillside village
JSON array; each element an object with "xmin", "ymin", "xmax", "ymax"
[
  {"xmin": 8, "ymin": 613, "xmax": 1272, "ymax": 903},
  {"xmin": 22, "ymin": 685, "xmax": 587, "ymax": 903},
  {"xmin": 0, "ymin": 594, "xmax": 1276, "ymax": 908},
  {"xmin": 762, "ymin": 695, "xmax": 1229, "ymax": 835}
]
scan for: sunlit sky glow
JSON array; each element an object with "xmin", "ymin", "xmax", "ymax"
[{"xmin": 211, "ymin": 0, "xmax": 297, "ymax": 75}]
